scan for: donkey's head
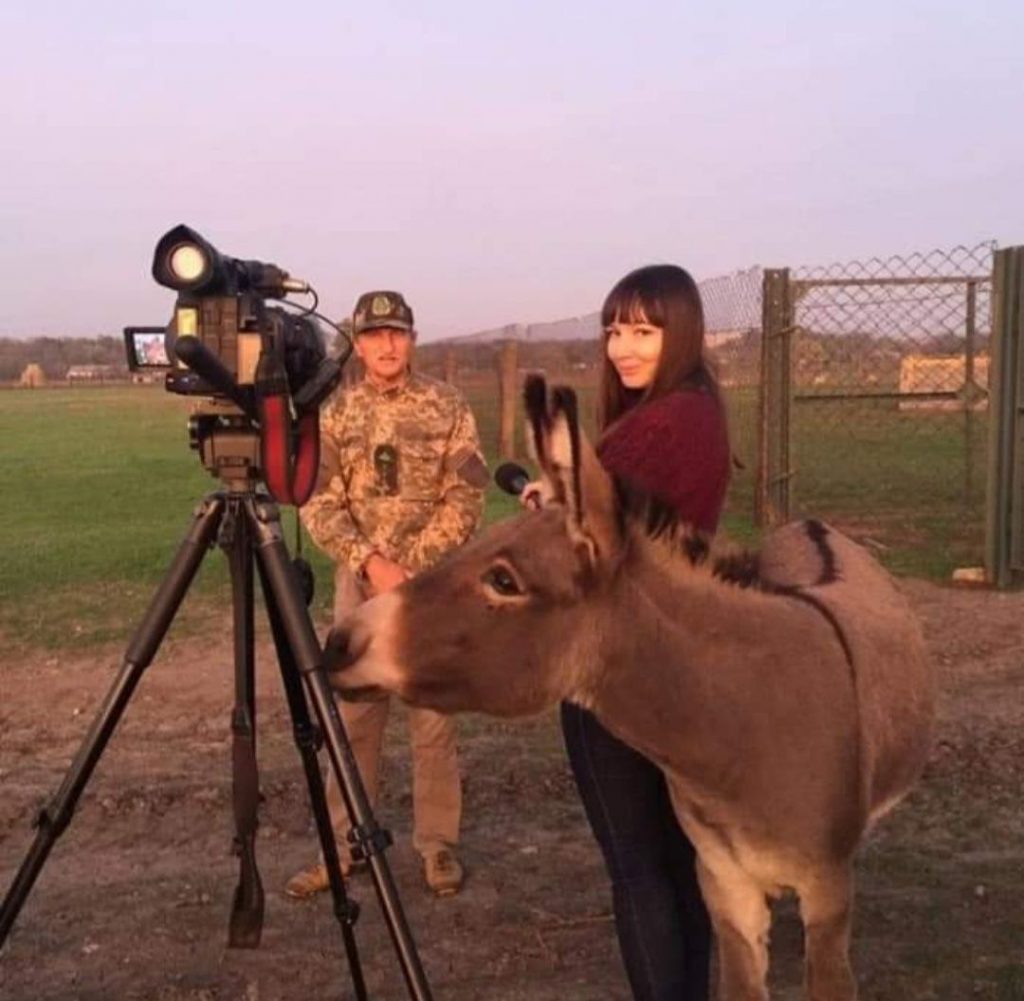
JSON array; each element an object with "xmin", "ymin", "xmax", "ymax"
[{"xmin": 325, "ymin": 376, "xmax": 625, "ymax": 717}]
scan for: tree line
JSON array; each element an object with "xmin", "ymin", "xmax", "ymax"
[
  {"xmin": 0, "ymin": 336, "xmax": 127, "ymax": 381},
  {"xmin": 1, "ymin": 335, "xmax": 603, "ymax": 383}
]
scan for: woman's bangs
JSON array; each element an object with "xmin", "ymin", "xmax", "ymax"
[{"xmin": 601, "ymin": 287, "xmax": 665, "ymax": 329}]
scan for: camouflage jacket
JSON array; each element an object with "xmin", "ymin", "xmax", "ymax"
[{"xmin": 301, "ymin": 372, "xmax": 488, "ymax": 576}]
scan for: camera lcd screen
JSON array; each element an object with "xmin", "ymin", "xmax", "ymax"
[
  {"xmin": 124, "ymin": 327, "xmax": 171, "ymax": 370},
  {"xmin": 134, "ymin": 332, "xmax": 169, "ymax": 366}
]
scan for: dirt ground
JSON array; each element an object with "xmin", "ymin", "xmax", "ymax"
[{"xmin": 1, "ymin": 579, "xmax": 1022, "ymax": 1001}]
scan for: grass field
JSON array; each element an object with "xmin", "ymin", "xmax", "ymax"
[
  {"xmin": 789, "ymin": 397, "xmax": 987, "ymax": 578},
  {"xmin": 0, "ymin": 383, "xmax": 987, "ymax": 650},
  {"xmin": 0, "ymin": 386, "xmax": 528, "ymax": 649}
]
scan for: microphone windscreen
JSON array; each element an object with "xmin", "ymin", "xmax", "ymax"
[{"xmin": 494, "ymin": 462, "xmax": 530, "ymax": 496}]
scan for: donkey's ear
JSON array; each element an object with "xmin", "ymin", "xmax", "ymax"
[
  {"xmin": 523, "ymin": 374, "xmax": 566, "ymax": 506},
  {"xmin": 546, "ymin": 386, "xmax": 621, "ymax": 569},
  {"xmin": 523, "ymin": 375, "xmax": 622, "ymax": 567},
  {"xmin": 523, "ymin": 373, "xmax": 549, "ymax": 466}
]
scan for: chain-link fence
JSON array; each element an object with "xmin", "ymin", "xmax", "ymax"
[
  {"xmin": 781, "ymin": 241, "xmax": 996, "ymax": 575},
  {"xmin": 424, "ymin": 241, "xmax": 999, "ymax": 576},
  {"xmin": 700, "ymin": 266, "xmax": 763, "ymax": 531}
]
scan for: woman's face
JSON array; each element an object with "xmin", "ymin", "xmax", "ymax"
[{"xmin": 605, "ymin": 313, "xmax": 663, "ymax": 390}]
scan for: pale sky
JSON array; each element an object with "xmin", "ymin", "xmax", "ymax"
[{"xmin": 2, "ymin": 0, "xmax": 1021, "ymax": 341}]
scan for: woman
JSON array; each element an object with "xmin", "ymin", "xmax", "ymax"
[{"xmin": 527, "ymin": 264, "xmax": 730, "ymax": 1000}]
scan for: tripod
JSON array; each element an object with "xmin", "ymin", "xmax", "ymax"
[{"xmin": 0, "ymin": 485, "xmax": 433, "ymax": 1001}]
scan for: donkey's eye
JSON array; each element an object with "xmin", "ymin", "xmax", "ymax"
[{"xmin": 482, "ymin": 565, "xmax": 524, "ymax": 597}]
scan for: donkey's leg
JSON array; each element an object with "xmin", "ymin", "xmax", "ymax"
[
  {"xmin": 695, "ymin": 856, "xmax": 770, "ymax": 1001},
  {"xmin": 797, "ymin": 865, "xmax": 857, "ymax": 1001}
]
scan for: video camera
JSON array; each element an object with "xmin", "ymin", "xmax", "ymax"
[{"xmin": 124, "ymin": 225, "xmax": 349, "ymax": 503}]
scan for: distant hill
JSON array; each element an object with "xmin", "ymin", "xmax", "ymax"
[
  {"xmin": 449, "ymin": 313, "xmax": 602, "ymax": 344},
  {"xmin": 448, "ymin": 317, "xmax": 753, "ymax": 348}
]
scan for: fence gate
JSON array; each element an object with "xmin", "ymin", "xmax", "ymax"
[
  {"xmin": 985, "ymin": 246, "xmax": 1024, "ymax": 587},
  {"xmin": 759, "ymin": 243, "xmax": 996, "ymax": 578}
]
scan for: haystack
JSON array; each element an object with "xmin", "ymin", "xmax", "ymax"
[{"xmin": 19, "ymin": 363, "xmax": 46, "ymax": 388}]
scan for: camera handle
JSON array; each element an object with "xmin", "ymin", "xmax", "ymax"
[
  {"xmin": 174, "ymin": 334, "xmax": 259, "ymax": 420},
  {"xmin": 0, "ymin": 491, "xmax": 433, "ymax": 1001}
]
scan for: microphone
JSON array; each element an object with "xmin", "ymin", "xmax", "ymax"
[{"xmin": 494, "ymin": 462, "xmax": 531, "ymax": 497}]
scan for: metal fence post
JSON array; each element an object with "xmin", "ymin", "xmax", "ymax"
[
  {"xmin": 757, "ymin": 269, "xmax": 793, "ymax": 526},
  {"xmin": 963, "ymin": 280, "xmax": 979, "ymax": 508},
  {"xmin": 985, "ymin": 246, "xmax": 1024, "ymax": 587}
]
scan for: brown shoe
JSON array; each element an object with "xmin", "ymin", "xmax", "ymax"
[
  {"xmin": 284, "ymin": 858, "xmax": 363, "ymax": 899},
  {"xmin": 423, "ymin": 848, "xmax": 463, "ymax": 897}
]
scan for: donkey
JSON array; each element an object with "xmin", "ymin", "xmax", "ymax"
[{"xmin": 325, "ymin": 376, "xmax": 934, "ymax": 1001}]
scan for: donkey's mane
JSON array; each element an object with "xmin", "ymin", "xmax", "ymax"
[
  {"xmin": 628, "ymin": 504, "xmax": 856, "ymax": 668},
  {"xmin": 623, "ymin": 488, "xmax": 841, "ymax": 595},
  {"xmin": 626, "ymin": 513, "xmax": 762, "ymax": 589},
  {"xmin": 618, "ymin": 483, "xmax": 763, "ymax": 588}
]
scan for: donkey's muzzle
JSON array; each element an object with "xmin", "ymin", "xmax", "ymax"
[
  {"xmin": 321, "ymin": 622, "xmax": 389, "ymax": 702},
  {"xmin": 319, "ymin": 591, "xmax": 404, "ymax": 702},
  {"xmin": 322, "ymin": 625, "xmax": 354, "ymax": 675}
]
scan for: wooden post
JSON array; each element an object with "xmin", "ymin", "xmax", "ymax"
[
  {"xmin": 342, "ymin": 358, "xmax": 361, "ymax": 387},
  {"xmin": 335, "ymin": 319, "xmax": 361, "ymax": 387},
  {"xmin": 443, "ymin": 347, "xmax": 457, "ymax": 384},
  {"xmin": 496, "ymin": 340, "xmax": 518, "ymax": 459},
  {"xmin": 756, "ymin": 269, "xmax": 793, "ymax": 527}
]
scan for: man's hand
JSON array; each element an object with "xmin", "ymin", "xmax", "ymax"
[{"xmin": 364, "ymin": 553, "xmax": 410, "ymax": 596}]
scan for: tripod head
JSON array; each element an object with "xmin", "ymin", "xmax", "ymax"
[
  {"xmin": 187, "ymin": 400, "xmax": 263, "ymax": 492},
  {"xmin": 182, "ymin": 342, "xmax": 339, "ymax": 500}
]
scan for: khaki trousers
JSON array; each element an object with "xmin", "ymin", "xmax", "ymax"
[{"xmin": 324, "ymin": 567, "xmax": 462, "ymax": 860}]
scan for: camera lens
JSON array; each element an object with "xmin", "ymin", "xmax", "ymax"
[{"xmin": 168, "ymin": 244, "xmax": 206, "ymax": 282}]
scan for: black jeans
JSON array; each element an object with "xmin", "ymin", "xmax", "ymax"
[{"xmin": 561, "ymin": 702, "xmax": 712, "ymax": 1001}]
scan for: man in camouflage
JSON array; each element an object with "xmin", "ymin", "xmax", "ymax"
[{"xmin": 287, "ymin": 289, "xmax": 487, "ymax": 898}]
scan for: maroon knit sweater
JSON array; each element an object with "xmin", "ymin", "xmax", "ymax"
[{"xmin": 596, "ymin": 388, "xmax": 730, "ymax": 534}]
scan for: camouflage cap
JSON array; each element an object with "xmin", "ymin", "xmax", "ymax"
[{"xmin": 353, "ymin": 290, "xmax": 415, "ymax": 335}]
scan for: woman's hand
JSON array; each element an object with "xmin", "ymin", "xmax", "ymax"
[{"xmin": 520, "ymin": 480, "xmax": 549, "ymax": 510}]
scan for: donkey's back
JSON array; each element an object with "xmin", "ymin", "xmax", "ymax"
[{"xmin": 758, "ymin": 520, "xmax": 934, "ymax": 823}]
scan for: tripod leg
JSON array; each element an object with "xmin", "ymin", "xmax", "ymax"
[
  {"xmin": 246, "ymin": 496, "xmax": 433, "ymax": 1001},
  {"xmin": 0, "ymin": 494, "xmax": 226, "ymax": 949},
  {"xmin": 222, "ymin": 500, "xmax": 265, "ymax": 949},
  {"xmin": 256, "ymin": 558, "xmax": 369, "ymax": 1001}
]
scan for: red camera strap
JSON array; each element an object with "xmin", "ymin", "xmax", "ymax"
[
  {"xmin": 291, "ymin": 412, "xmax": 320, "ymax": 506},
  {"xmin": 259, "ymin": 395, "xmax": 320, "ymax": 508}
]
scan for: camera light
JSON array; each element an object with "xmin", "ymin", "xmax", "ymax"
[
  {"xmin": 168, "ymin": 244, "xmax": 207, "ymax": 283},
  {"xmin": 176, "ymin": 307, "xmax": 198, "ymax": 337}
]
